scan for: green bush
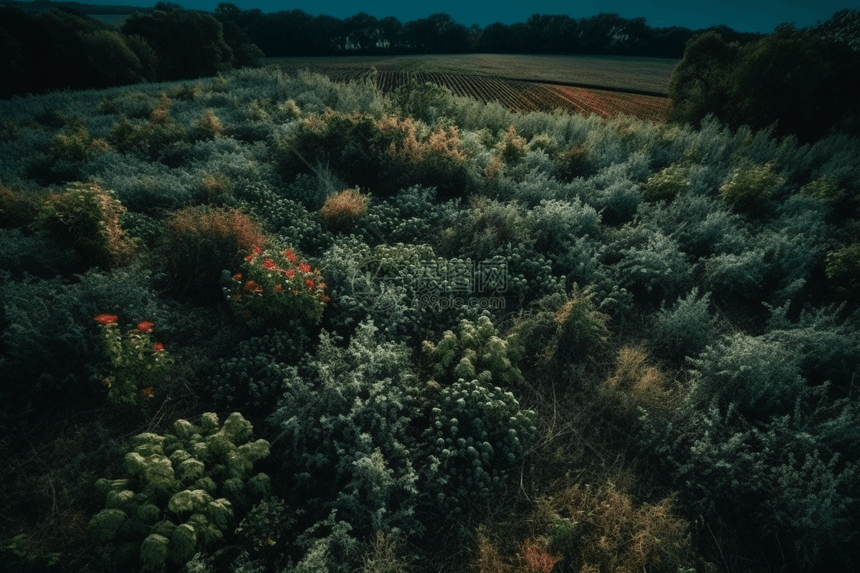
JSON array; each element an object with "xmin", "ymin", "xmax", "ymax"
[
  {"xmin": 507, "ymin": 287, "xmax": 609, "ymax": 371},
  {"xmin": 719, "ymin": 159, "xmax": 782, "ymax": 213},
  {"xmin": 210, "ymin": 328, "xmax": 312, "ymax": 408},
  {"xmin": 423, "ymin": 310, "xmax": 525, "ymax": 388},
  {"xmin": 225, "ymin": 244, "xmax": 329, "ymax": 329},
  {"xmin": 687, "ymin": 333, "xmax": 807, "ymax": 418},
  {"xmin": 651, "ymin": 288, "xmax": 716, "ymax": 362},
  {"xmin": 268, "ymin": 321, "xmax": 428, "ymax": 537},
  {"xmin": 158, "ymin": 206, "xmax": 269, "ymax": 305},
  {"xmin": 89, "ymin": 412, "xmax": 270, "ymax": 570},
  {"xmin": 643, "ymin": 163, "xmax": 689, "ymax": 202},
  {"xmin": 425, "ymin": 377, "xmax": 538, "ymax": 517},
  {"xmin": 37, "ymin": 181, "xmax": 135, "ymax": 271}
]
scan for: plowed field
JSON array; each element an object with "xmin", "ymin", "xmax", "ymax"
[{"xmin": 268, "ymin": 63, "xmax": 672, "ymax": 122}]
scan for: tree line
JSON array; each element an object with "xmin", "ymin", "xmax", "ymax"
[{"xmin": 1, "ymin": 2, "xmax": 858, "ymax": 143}]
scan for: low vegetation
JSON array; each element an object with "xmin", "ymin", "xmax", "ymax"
[{"xmin": 0, "ymin": 55, "xmax": 858, "ymax": 573}]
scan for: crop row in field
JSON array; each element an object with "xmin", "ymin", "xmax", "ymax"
[{"xmin": 277, "ymin": 65, "xmax": 672, "ymax": 122}]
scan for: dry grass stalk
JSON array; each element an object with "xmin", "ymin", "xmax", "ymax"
[{"xmin": 602, "ymin": 346, "xmax": 681, "ymax": 413}]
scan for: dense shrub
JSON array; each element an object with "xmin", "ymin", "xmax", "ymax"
[
  {"xmin": 422, "ymin": 311, "xmax": 525, "ymax": 388},
  {"xmin": 0, "ymin": 269, "xmax": 165, "ymax": 402},
  {"xmin": 38, "ymin": 181, "xmax": 135, "ymax": 272},
  {"xmin": 319, "ymin": 187, "xmax": 370, "ymax": 232},
  {"xmin": 651, "ymin": 288, "xmax": 716, "ymax": 362},
  {"xmin": 90, "ymin": 412, "xmax": 270, "ymax": 570},
  {"xmin": 158, "ymin": 206, "xmax": 268, "ymax": 305},
  {"xmin": 0, "ymin": 181, "xmax": 43, "ymax": 229},
  {"xmin": 507, "ymin": 287, "xmax": 610, "ymax": 372},
  {"xmin": 224, "ymin": 244, "xmax": 329, "ymax": 329},
  {"xmin": 425, "ymin": 377, "xmax": 538, "ymax": 518},
  {"xmin": 209, "ymin": 328, "xmax": 311, "ymax": 409},
  {"xmin": 267, "ymin": 321, "xmax": 429, "ymax": 540}
]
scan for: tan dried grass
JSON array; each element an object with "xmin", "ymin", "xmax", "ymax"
[{"xmin": 602, "ymin": 346, "xmax": 681, "ymax": 413}]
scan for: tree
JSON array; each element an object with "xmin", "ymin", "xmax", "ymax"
[
  {"xmin": 667, "ymin": 31, "xmax": 741, "ymax": 127},
  {"xmin": 121, "ymin": 7, "xmax": 233, "ymax": 80}
]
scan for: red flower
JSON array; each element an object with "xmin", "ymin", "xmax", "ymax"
[
  {"xmin": 140, "ymin": 387, "xmax": 155, "ymax": 398},
  {"xmin": 318, "ymin": 282, "xmax": 327, "ymax": 290},
  {"xmin": 323, "ymin": 295, "xmax": 331, "ymax": 303},
  {"xmin": 299, "ymin": 262, "xmax": 311, "ymax": 273},
  {"xmin": 95, "ymin": 314, "xmax": 118, "ymax": 325},
  {"xmin": 284, "ymin": 248, "xmax": 297, "ymax": 262},
  {"xmin": 233, "ymin": 273, "xmax": 242, "ymax": 281},
  {"xmin": 244, "ymin": 281, "xmax": 263, "ymax": 294},
  {"xmin": 273, "ymin": 284, "xmax": 283, "ymax": 292},
  {"xmin": 253, "ymin": 245, "xmax": 262, "ymax": 254},
  {"xmin": 244, "ymin": 255, "xmax": 254, "ymax": 262},
  {"xmin": 137, "ymin": 321, "xmax": 154, "ymax": 333},
  {"xmin": 263, "ymin": 259, "xmax": 275, "ymax": 270},
  {"xmin": 286, "ymin": 270, "xmax": 295, "ymax": 278},
  {"xmin": 305, "ymin": 279, "xmax": 314, "ymax": 289},
  {"xmin": 153, "ymin": 343, "xmax": 165, "ymax": 352}
]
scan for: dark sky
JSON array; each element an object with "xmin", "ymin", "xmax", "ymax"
[{"xmin": 85, "ymin": 0, "xmax": 850, "ymax": 32}]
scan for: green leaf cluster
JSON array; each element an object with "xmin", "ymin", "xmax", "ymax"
[
  {"xmin": 423, "ymin": 311, "xmax": 525, "ymax": 387},
  {"xmin": 89, "ymin": 412, "xmax": 270, "ymax": 570}
]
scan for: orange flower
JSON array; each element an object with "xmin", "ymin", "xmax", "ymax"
[
  {"xmin": 299, "ymin": 262, "xmax": 311, "ymax": 273},
  {"xmin": 244, "ymin": 281, "xmax": 263, "ymax": 294},
  {"xmin": 253, "ymin": 245, "xmax": 262, "ymax": 254},
  {"xmin": 286, "ymin": 270, "xmax": 295, "ymax": 278},
  {"xmin": 273, "ymin": 284, "xmax": 283, "ymax": 292},
  {"xmin": 318, "ymin": 282, "xmax": 327, "ymax": 290},
  {"xmin": 140, "ymin": 387, "xmax": 155, "ymax": 398},
  {"xmin": 305, "ymin": 279, "xmax": 314, "ymax": 289},
  {"xmin": 233, "ymin": 273, "xmax": 242, "ymax": 280},
  {"xmin": 244, "ymin": 255, "xmax": 254, "ymax": 262},
  {"xmin": 153, "ymin": 343, "xmax": 165, "ymax": 352},
  {"xmin": 137, "ymin": 321, "xmax": 154, "ymax": 332},
  {"xmin": 263, "ymin": 259, "xmax": 275, "ymax": 270},
  {"xmin": 284, "ymin": 248, "xmax": 297, "ymax": 262},
  {"xmin": 323, "ymin": 295, "xmax": 331, "ymax": 303},
  {"xmin": 95, "ymin": 314, "xmax": 118, "ymax": 325}
]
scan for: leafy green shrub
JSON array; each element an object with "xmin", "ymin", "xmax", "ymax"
[
  {"xmin": 225, "ymin": 245, "xmax": 329, "ymax": 329},
  {"xmin": 651, "ymin": 288, "xmax": 716, "ymax": 362},
  {"xmin": 234, "ymin": 496, "xmax": 297, "ymax": 570},
  {"xmin": 390, "ymin": 77, "xmax": 460, "ymax": 126},
  {"xmin": 639, "ymin": 391, "xmax": 860, "ymax": 568},
  {"xmin": 687, "ymin": 333, "xmax": 807, "ymax": 418},
  {"xmin": 50, "ymin": 124, "xmax": 96, "ymax": 162},
  {"xmin": 423, "ymin": 311, "xmax": 524, "ymax": 388},
  {"xmin": 507, "ymin": 287, "xmax": 609, "ymax": 371},
  {"xmin": 607, "ymin": 226, "xmax": 692, "ymax": 307},
  {"xmin": 274, "ymin": 110, "xmax": 388, "ymax": 196},
  {"xmin": 236, "ymin": 183, "xmax": 334, "ymax": 258},
  {"xmin": 37, "ymin": 181, "xmax": 135, "ymax": 271},
  {"xmin": 425, "ymin": 377, "xmax": 538, "ymax": 517},
  {"xmin": 528, "ymin": 197, "xmax": 600, "ymax": 255},
  {"xmin": 643, "ymin": 163, "xmax": 689, "ymax": 202},
  {"xmin": 89, "ymin": 412, "xmax": 270, "ymax": 570},
  {"xmin": 210, "ymin": 328, "xmax": 312, "ymax": 408},
  {"xmin": 825, "ymin": 243, "xmax": 860, "ymax": 295},
  {"xmin": 158, "ymin": 206, "xmax": 269, "ymax": 305},
  {"xmin": 719, "ymin": 159, "xmax": 782, "ymax": 213},
  {"xmin": 268, "ymin": 321, "xmax": 428, "ymax": 537},
  {"xmin": 765, "ymin": 302, "xmax": 860, "ymax": 389}
]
